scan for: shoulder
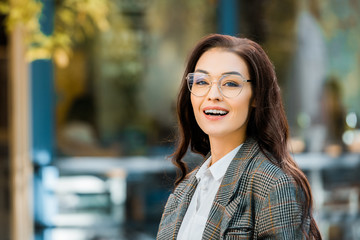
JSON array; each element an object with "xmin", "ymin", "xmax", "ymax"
[
  {"xmin": 249, "ymin": 152, "xmax": 308, "ymax": 238},
  {"xmin": 238, "ymin": 138, "xmax": 293, "ymax": 184},
  {"xmin": 245, "ymin": 149, "xmax": 299, "ymax": 201},
  {"xmin": 172, "ymin": 167, "xmax": 199, "ymax": 195}
]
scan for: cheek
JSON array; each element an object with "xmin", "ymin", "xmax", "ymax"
[
  {"xmin": 190, "ymin": 95, "xmax": 204, "ymax": 124},
  {"xmin": 190, "ymin": 95, "xmax": 197, "ymax": 117},
  {"xmin": 190, "ymin": 95, "xmax": 200, "ymax": 112},
  {"xmin": 230, "ymin": 97, "xmax": 252, "ymax": 120},
  {"xmin": 233, "ymin": 105, "xmax": 249, "ymax": 121}
]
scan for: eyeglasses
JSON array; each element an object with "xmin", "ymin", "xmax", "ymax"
[{"xmin": 186, "ymin": 72, "xmax": 252, "ymax": 98}]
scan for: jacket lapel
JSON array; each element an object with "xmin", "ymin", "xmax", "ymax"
[
  {"xmin": 171, "ymin": 168, "xmax": 199, "ymax": 238},
  {"xmin": 216, "ymin": 137, "xmax": 259, "ymax": 205},
  {"xmin": 202, "ymin": 137, "xmax": 260, "ymax": 239}
]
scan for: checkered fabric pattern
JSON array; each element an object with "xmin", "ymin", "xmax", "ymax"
[{"xmin": 157, "ymin": 138, "xmax": 310, "ymax": 240}]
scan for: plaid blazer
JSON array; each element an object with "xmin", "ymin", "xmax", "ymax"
[{"xmin": 157, "ymin": 138, "xmax": 310, "ymax": 240}]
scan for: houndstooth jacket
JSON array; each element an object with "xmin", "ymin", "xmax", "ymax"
[{"xmin": 157, "ymin": 137, "xmax": 310, "ymax": 240}]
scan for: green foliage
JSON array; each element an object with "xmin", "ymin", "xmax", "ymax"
[{"xmin": 0, "ymin": 0, "xmax": 111, "ymax": 67}]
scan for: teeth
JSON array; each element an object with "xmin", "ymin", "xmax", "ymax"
[{"xmin": 204, "ymin": 109, "xmax": 228, "ymax": 115}]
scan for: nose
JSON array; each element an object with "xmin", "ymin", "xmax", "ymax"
[{"xmin": 207, "ymin": 82, "xmax": 223, "ymax": 101}]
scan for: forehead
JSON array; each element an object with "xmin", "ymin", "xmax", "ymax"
[{"xmin": 195, "ymin": 48, "xmax": 249, "ymax": 77}]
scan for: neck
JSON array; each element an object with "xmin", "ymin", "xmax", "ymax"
[{"xmin": 209, "ymin": 135, "xmax": 245, "ymax": 166}]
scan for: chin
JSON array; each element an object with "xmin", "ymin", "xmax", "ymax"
[{"xmin": 203, "ymin": 128, "xmax": 230, "ymax": 138}]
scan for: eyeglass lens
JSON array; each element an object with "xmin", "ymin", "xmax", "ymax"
[{"xmin": 187, "ymin": 73, "xmax": 245, "ymax": 98}]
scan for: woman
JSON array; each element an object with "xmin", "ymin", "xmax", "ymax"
[{"xmin": 157, "ymin": 34, "xmax": 321, "ymax": 240}]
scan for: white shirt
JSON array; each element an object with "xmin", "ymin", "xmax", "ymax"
[{"xmin": 177, "ymin": 145, "xmax": 242, "ymax": 240}]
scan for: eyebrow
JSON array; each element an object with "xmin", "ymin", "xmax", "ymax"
[
  {"xmin": 194, "ymin": 69, "xmax": 242, "ymax": 76},
  {"xmin": 194, "ymin": 69, "xmax": 209, "ymax": 74}
]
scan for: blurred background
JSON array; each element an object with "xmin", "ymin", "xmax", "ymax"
[{"xmin": 1, "ymin": 0, "xmax": 360, "ymax": 239}]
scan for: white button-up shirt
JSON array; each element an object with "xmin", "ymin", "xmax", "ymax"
[{"xmin": 177, "ymin": 145, "xmax": 242, "ymax": 240}]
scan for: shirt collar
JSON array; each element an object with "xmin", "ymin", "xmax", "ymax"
[{"xmin": 196, "ymin": 144, "xmax": 242, "ymax": 182}]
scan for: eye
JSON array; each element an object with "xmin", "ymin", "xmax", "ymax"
[
  {"xmin": 195, "ymin": 80, "xmax": 209, "ymax": 85},
  {"xmin": 194, "ymin": 75, "xmax": 210, "ymax": 86},
  {"xmin": 221, "ymin": 75, "xmax": 243, "ymax": 88},
  {"xmin": 223, "ymin": 80, "xmax": 240, "ymax": 87}
]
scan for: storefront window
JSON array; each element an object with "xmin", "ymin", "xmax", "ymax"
[
  {"xmin": 55, "ymin": 0, "xmax": 216, "ymax": 157},
  {"xmin": 50, "ymin": 0, "xmax": 360, "ymax": 239},
  {"xmin": 238, "ymin": 0, "xmax": 360, "ymax": 155}
]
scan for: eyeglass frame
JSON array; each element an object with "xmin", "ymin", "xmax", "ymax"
[{"xmin": 186, "ymin": 72, "xmax": 253, "ymax": 98}]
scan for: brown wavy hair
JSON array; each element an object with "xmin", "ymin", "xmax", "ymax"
[{"xmin": 171, "ymin": 34, "xmax": 321, "ymax": 239}]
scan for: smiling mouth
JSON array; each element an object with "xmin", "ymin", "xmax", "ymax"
[{"xmin": 204, "ymin": 109, "xmax": 229, "ymax": 116}]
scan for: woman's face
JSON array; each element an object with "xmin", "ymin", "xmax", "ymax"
[{"xmin": 191, "ymin": 48, "xmax": 254, "ymax": 143}]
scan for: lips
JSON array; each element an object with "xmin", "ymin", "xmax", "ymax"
[
  {"xmin": 204, "ymin": 109, "xmax": 228, "ymax": 116},
  {"xmin": 203, "ymin": 106, "xmax": 229, "ymax": 118}
]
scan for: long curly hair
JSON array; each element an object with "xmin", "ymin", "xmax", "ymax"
[{"xmin": 171, "ymin": 34, "xmax": 321, "ymax": 239}]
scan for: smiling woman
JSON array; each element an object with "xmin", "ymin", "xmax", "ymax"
[
  {"xmin": 190, "ymin": 48, "xmax": 254, "ymax": 164},
  {"xmin": 157, "ymin": 34, "xmax": 322, "ymax": 240}
]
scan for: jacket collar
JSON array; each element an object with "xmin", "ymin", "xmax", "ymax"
[
  {"xmin": 175, "ymin": 137, "xmax": 260, "ymax": 206},
  {"xmin": 168, "ymin": 137, "xmax": 260, "ymax": 239},
  {"xmin": 214, "ymin": 137, "xmax": 260, "ymax": 205}
]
